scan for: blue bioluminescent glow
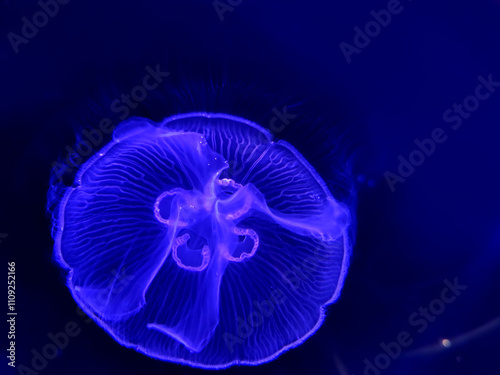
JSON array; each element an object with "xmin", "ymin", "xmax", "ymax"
[{"xmin": 49, "ymin": 113, "xmax": 352, "ymax": 368}]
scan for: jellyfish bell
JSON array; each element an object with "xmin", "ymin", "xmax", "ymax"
[{"xmin": 49, "ymin": 112, "xmax": 353, "ymax": 368}]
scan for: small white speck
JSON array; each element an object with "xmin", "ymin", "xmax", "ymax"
[{"xmin": 442, "ymin": 339, "xmax": 451, "ymax": 348}]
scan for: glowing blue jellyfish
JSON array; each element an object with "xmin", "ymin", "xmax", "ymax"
[{"xmin": 50, "ymin": 113, "xmax": 352, "ymax": 368}]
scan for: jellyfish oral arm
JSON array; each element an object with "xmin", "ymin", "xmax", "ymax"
[
  {"xmin": 147, "ymin": 253, "xmax": 226, "ymax": 353},
  {"xmin": 215, "ymin": 183, "xmax": 349, "ymax": 243}
]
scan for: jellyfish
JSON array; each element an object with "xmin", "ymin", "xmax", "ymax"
[{"xmin": 49, "ymin": 112, "xmax": 352, "ymax": 368}]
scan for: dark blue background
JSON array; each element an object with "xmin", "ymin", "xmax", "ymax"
[{"xmin": 1, "ymin": 0, "xmax": 499, "ymax": 374}]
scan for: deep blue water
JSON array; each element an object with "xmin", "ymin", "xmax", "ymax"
[{"xmin": 1, "ymin": 0, "xmax": 499, "ymax": 374}]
